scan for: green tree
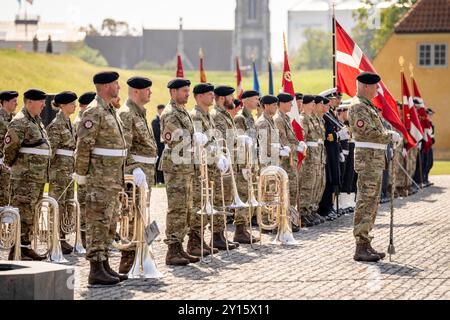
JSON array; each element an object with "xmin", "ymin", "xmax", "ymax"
[
  {"xmin": 68, "ymin": 44, "xmax": 108, "ymax": 67},
  {"xmin": 291, "ymin": 28, "xmax": 332, "ymax": 70},
  {"xmin": 134, "ymin": 60, "xmax": 162, "ymax": 70}
]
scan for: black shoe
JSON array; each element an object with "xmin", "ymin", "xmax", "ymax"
[
  {"xmin": 60, "ymin": 240, "xmax": 74, "ymax": 255},
  {"xmin": 88, "ymin": 261, "xmax": 120, "ymax": 285},
  {"xmin": 251, "ymin": 216, "xmax": 258, "ymax": 227},
  {"xmin": 291, "ymin": 223, "xmax": 300, "ymax": 233}
]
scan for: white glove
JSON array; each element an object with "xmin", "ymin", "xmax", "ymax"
[
  {"xmin": 389, "ymin": 130, "xmax": 401, "ymax": 143},
  {"xmin": 193, "ymin": 132, "xmax": 208, "ymax": 146},
  {"xmin": 402, "ymin": 148, "xmax": 408, "ymax": 158},
  {"xmin": 216, "ymin": 155, "xmax": 230, "ymax": 174},
  {"xmin": 72, "ymin": 173, "xmax": 86, "ymax": 186},
  {"xmin": 338, "ymin": 127, "xmax": 349, "ymax": 141},
  {"xmin": 133, "ymin": 168, "xmax": 147, "ymax": 187},
  {"xmin": 245, "ymin": 136, "xmax": 253, "ymax": 147},
  {"xmin": 339, "ymin": 153, "xmax": 345, "ymax": 163},
  {"xmin": 296, "ymin": 141, "xmax": 307, "ymax": 153},
  {"xmin": 280, "ymin": 146, "xmax": 291, "ymax": 157}
]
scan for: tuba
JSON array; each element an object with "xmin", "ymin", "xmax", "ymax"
[
  {"xmin": 33, "ymin": 196, "xmax": 68, "ymax": 263},
  {"xmin": 0, "ymin": 206, "xmax": 21, "ymax": 260},
  {"xmin": 256, "ymin": 166, "xmax": 298, "ymax": 245},
  {"xmin": 115, "ymin": 175, "xmax": 163, "ymax": 278}
]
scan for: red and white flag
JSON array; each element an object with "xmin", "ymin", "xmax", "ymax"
[
  {"xmin": 281, "ymin": 33, "xmax": 305, "ymax": 167},
  {"xmin": 411, "ymin": 77, "xmax": 433, "ymax": 152},
  {"xmin": 176, "ymin": 53, "xmax": 184, "ymax": 78},
  {"xmin": 235, "ymin": 56, "xmax": 244, "ymax": 104},
  {"xmin": 401, "ymin": 72, "xmax": 423, "ymax": 145},
  {"xmin": 335, "ymin": 20, "xmax": 415, "ymax": 148},
  {"xmin": 199, "ymin": 48, "xmax": 207, "ymax": 83}
]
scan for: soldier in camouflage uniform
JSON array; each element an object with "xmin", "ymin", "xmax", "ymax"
[
  {"xmin": 159, "ymin": 78, "xmax": 201, "ymax": 266},
  {"xmin": 74, "ymin": 71, "xmax": 128, "ymax": 285},
  {"xmin": 47, "ymin": 91, "xmax": 78, "ymax": 255},
  {"xmin": 274, "ymin": 93, "xmax": 307, "ymax": 232},
  {"xmin": 73, "ymin": 92, "xmax": 96, "ymax": 248},
  {"xmin": 117, "ymin": 76, "xmax": 158, "ymax": 273},
  {"xmin": 211, "ymin": 86, "xmax": 258, "ymax": 244},
  {"xmin": 3, "ymin": 89, "xmax": 49, "ymax": 261},
  {"xmin": 187, "ymin": 83, "xmax": 236, "ymax": 256},
  {"xmin": 408, "ymin": 147, "xmax": 419, "ymax": 194},
  {"xmin": 0, "ymin": 91, "xmax": 18, "ymax": 206},
  {"xmin": 348, "ymin": 72, "xmax": 400, "ymax": 262}
]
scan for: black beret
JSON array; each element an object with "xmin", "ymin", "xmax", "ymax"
[
  {"xmin": 193, "ymin": 83, "xmax": 214, "ymax": 95},
  {"xmin": 54, "ymin": 91, "xmax": 77, "ymax": 105},
  {"xmin": 24, "ymin": 89, "xmax": 46, "ymax": 101},
  {"xmin": 322, "ymin": 97, "xmax": 330, "ymax": 105},
  {"xmin": 93, "ymin": 71, "xmax": 119, "ymax": 84},
  {"xmin": 261, "ymin": 95, "xmax": 279, "ymax": 105},
  {"xmin": 302, "ymin": 95, "xmax": 315, "ymax": 104},
  {"xmin": 214, "ymin": 85, "xmax": 235, "ymax": 97},
  {"xmin": 277, "ymin": 93, "xmax": 294, "ymax": 103},
  {"xmin": 241, "ymin": 90, "xmax": 259, "ymax": 99},
  {"xmin": 356, "ymin": 72, "xmax": 381, "ymax": 84},
  {"xmin": 314, "ymin": 95, "xmax": 323, "ymax": 104},
  {"xmin": 295, "ymin": 93, "xmax": 303, "ymax": 100},
  {"xmin": 167, "ymin": 78, "xmax": 191, "ymax": 89},
  {"xmin": 234, "ymin": 99, "xmax": 241, "ymax": 108},
  {"xmin": 127, "ymin": 76, "xmax": 152, "ymax": 89},
  {"xmin": 0, "ymin": 90, "xmax": 19, "ymax": 101},
  {"xmin": 78, "ymin": 92, "xmax": 96, "ymax": 105}
]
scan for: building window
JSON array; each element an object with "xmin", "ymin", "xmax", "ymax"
[
  {"xmin": 248, "ymin": 0, "xmax": 257, "ymax": 21},
  {"xmin": 418, "ymin": 43, "xmax": 447, "ymax": 67}
]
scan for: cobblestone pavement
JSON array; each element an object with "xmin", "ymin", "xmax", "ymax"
[{"xmin": 3, "ymin": 177, "xmax": 449, "ymax": 300}]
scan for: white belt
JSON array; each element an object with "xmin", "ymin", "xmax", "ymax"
[
  {"xmin": 131, "ymin": 154, "xmax": 158, "ymax": 164},
  {"xmin": 56, "ymin": 149, "xmax": 74, "ymax": 157},
  {"xmin": 354, "ymin": 142, "xmax": 387, "ymax": 150},
  {"xmin": 343, "ymin": 150, "xmax": 350, "ymax": 156},
  {"xmin": 318, "ymin": 139, "xmax": 324, "ymax": 145},
  {"xmin": 92, "ymin": 147, "xmax": 128, "ymax": 157},
  {"xmin": 19, "ymin": 147, "xmax": 51, "ymax": 156},
  {"xmin": 305, "ymin": 141, "xmax": 319, "ymax": 147}
]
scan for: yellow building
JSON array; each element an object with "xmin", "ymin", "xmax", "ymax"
[{"xmin": 374, "ymin": 0, "xmax": 450, "ymax": 159}]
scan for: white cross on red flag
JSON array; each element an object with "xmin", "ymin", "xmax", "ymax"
[
  {"xmin": 412, "ymin": 78, "xmax": 433, "ymax": 152},
  {"xmin": 335, "ymin": 20, "xmax": 415, "ymax": 148},
  {"xmin": 401, "ymin": 72, "xmax": 423, "ymax": 144}
]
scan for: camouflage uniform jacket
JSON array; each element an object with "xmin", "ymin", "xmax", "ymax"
[
  {"xmin": 211, "ymin": 104, "xmax": 238, "ymax": 162},
  {"xmin": 3, "ymin": 107, "xmax": 50, "ymax": 182},
  {"xmin": 348, "ymin": 95, "xmax": 391, "ymax": 173},
  {"xmin": 0, "ymin": 108, "xmax": 14, "ymax": 161},
  {"xmin": 274, "ymin": 109, "xmax": 298, "ymax": 166},
  {"xmin": 74, "ymin": 95, "xmax": 127, "ymax": 190},
  {"xmin": 73, "ymin": 109, "xmax": 84, "ymax": 134},
  {"xmin": 118, "ymin": 99, "xmax": 158, "ymax": 177},
  {"xmin": 47, "ymin": 110, "xmax": 76, "ymax": 176},
  {"xmin": 255, "ymin": 112, "xmax": 279, "ymax": 166}
]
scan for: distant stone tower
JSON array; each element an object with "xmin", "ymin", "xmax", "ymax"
[{"xmin": 234, "ymin": 0, "xmax": 271, "ymax": 71}]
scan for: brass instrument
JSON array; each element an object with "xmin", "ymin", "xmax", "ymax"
[
  {"xmin": 0, "ymin": 206, "xmax": 21, "ymax": 260},
  {"xmin": 66, "ymin": 199, "xmax": 86, "ymax": 254},
  {"xmin": 256, "ymin": 166, "xmax": 298, "ymax": 245},
  {"xmin": 33, "ymin": 196, "xmax": 68, "ymax": 263},
  {"xmin": 115, "ymin": 175, "xmax": 163, "ymax": 278}
]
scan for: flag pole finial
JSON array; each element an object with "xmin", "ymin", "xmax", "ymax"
[
  {"xmin": 251, "ymin": 53, "xmax": 256, "ymax": 63},
  {"xmin": 399, "ymin": 56, "xmax": 405, "ymax": 71},
  {"xmin": 199, "ymin": 48, "xmax": 203, "ymax": 58},
  {"xmin": 409, "ymin": 62, "xmax": 414, "ymax": 78},
  {"xmin": 283, "ymin": 32, "xmax": 287, "ymax": 52}
]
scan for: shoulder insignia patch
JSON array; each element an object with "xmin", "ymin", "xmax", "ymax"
[
  {"xmin": 356, "ymin": 120, "xmax": 365, "ymax": 128},
  {"xmin": 164, "ymin": 131, "xmax": 172, "ymax": 142},
  {"xmin": 84, "ymin": 120, "xmax": 93, "ymax": 129},
  {"xmin": 4, "ymin": 135, "xmax": 11, "ymax": 145}
]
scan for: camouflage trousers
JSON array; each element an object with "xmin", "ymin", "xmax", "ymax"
[
  {"xmin": 235, "ymin": 167, "xmax": 254, "ymax": 226},
  {"xmin": 164, "ymin": 172, "xmax": 193, "ymax": 245},
  {"xmin": 77, "ymin": 184, "xmax": 87, "ymax": 231},
  {"xmin": 313, "ymin": 163, "xmax": 326, "ymax": 212},
  {"xmin": 298, "ymin": 159, "xmax": 318, "ymax": 216},
  {"xmin": 353, "ymin": 170, "xmax": 383, "ymax": 244},
  {"xmin": 85, "ymin": 186, "xmax": 121, "ymax": 262},
  {"xmin": 0, "ymin": 165, "xmax": 11, "ymax": 206},
  {"xmin": 407, "ymin": 148, "xmax": 418, "ymax": 187},
  {"xmin": 48, "ymin": 172, "xmax": 74, "ymax": 239},
  {"xmin": 9, "ymin": 180, "xmax": 44, "ymax": 243}
]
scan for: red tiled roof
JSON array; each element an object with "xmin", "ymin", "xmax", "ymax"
[{"xmin": 395, "ymin": 0, "xmax": 450, "ymax": 33}]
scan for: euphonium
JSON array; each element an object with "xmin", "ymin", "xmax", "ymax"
[
  {"xmin": 114, "ymin": 175, "xmax": 138, "ymax": 250},
  {"xmin": 256, "ymin": 166, "xmax": 298, "ymax": 245},
  {"xmin": 0, "ymin": 206, "xmax": 21, "ymax": 260},
  {"xmin": 33, "ymin": 196, "xmax": 68, "ymax": 263}
]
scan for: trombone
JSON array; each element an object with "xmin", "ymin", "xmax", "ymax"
[{"xmin": 0, "ymin": 206, "xmax": 21, "ymax": 260}]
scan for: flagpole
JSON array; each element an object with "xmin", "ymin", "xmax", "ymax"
[{"xmin": 332, "ymin": 1, "xmax": 337, "ymax": 88}]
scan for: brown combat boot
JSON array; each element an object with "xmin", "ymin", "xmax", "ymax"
[
  {"xmin": 103, "ymin": 258, "xmax": 128, "ymax": 282},
  {"xmin": 119, "ymin": 251, "xmax": 135, "ymax": 274},
  {"xmin": 187, "ymin": 231, "xmax": 212, "ymax": 257},
  {"xmin": 367, "ymin": 243, "xmax": 386, "ymax": 259},
  {"xmin": 88, "ymin": 261, "xmax": 120, "ymax": 285},
  {"xmin": 8, "ymin": 246, "xmax": 32, "ymax": 261},
  {"xmin": 21, "ymin": 247, "xmax": 47, "ymax": 261},
  {"xmin": 178, "ymin": 242, "xmax": 200, "ymax": 263},
  {"xmin": 165, "ymin": 243, "xmax": 189, "ymax": 266},
  {"xmin": 233, "ymin": 224, "xmax": 260, "ymax": 244},
  {"xmin": 353, "ymin": 243, "xmax": 381, "ymax": 262},
  {"xmin": 60, "ymin": 240, "xmax": 74, "ymax": 255},
  {"xmin": 212, "ymin": 231, "xmax": 238, "ymax": 251}
]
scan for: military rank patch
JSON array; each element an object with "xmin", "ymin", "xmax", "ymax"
[
  {"xmin": 4, "ymin": 135, "xmax": 11, "ymax": 145},
  {"xmin": 327, "ymin": 134, "xmax": 334, "ymax": 142},
  {"xmin": 84, "ymin": 120, "xmax": 93, "ymax": 129},
  {"xmin": 356, "ymin": 120, "xmax": 365, "ymax": 128},
  {"xmin": 164, "ymin": 132, "xmax": 172, "ymax": 142}
]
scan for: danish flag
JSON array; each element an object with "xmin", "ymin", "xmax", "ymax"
[
  {"xmin": 411, "ymin": 78, "xmax": 433, "ymax": 152},
  {"xmin": 235, "ymin": 56, "xmax": 244, "ymax": 105},
  {"xmin": 401, "ymin": 72, "xmax": 423, "ymax": 144},
  {"xmin": 335, "ymin": 21, "xmax": 415, "ymax": 148}
]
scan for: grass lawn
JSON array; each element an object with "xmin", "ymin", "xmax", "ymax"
[{"xmin": 430, "ymin": 161, "xmax": 450, "ymax": 176}]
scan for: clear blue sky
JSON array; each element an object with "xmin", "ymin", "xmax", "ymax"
[{"xmin": 1, "ymin": 0, "xmax": 304, "ymax": 62}]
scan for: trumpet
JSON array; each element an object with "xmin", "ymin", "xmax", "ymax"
[
  {"xmin": 115, "ymin": 175, "xmax": 163, "ymax": 278},
  {"xmin": 0, "ymin": 206, "xmax": 21, "ymax": 260},
  {"xmin": 256, "ymin": 166, "xmax": 298, "ymax": 245},
  {"xmin": 33, "ymin": 196, "xmax": 68, "ymax": 263}
]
